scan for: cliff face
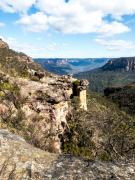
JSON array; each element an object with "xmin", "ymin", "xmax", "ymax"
[
  {"xmin": 102, "ymin": 57, "xmax": 135, "ymax": 72},
  {"xmin": 18, "ymin": 75, "xmax": 76, "ymax": 153},
  {"xmin": 0, "ymin": 71, "xmax": 88, "ymax": 154},
  {"xmin": 0, "ymin": 39, "xmax": 88, "ymax": 154},
  {"xmin": 1, "ymin": 129, "xmax": 135, "ymax": 180}
]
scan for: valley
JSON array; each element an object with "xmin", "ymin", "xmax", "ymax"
[
  {"xmin": 34, "ymin": 58, "xmax": 108, "ymax": 75},
  {"xmin": 75, "ymin": 57, "xmax": 135, "ymax": 93}
]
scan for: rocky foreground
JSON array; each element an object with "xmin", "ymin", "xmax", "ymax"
[{"xmin": 0, "ymin": 129, "xmax": 135, "ymax": 180}]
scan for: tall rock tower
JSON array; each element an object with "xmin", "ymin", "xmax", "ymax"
[{"xmin": 72, "ymin": 79, "xmax": 89, "ymax": 111}]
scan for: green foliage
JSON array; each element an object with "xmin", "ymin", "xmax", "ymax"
[
  {"xmin": 75, "ymin": 69, "xmax": 135, "ymax": 93},
  {"xmin": 6, "ymin": 109, "xmax": 26, "ymax": 131},
  {"xmin": 0, "ymin": 91, "xmax": 4, "ymax": 97},
  {"xmin": 0, "ymin": 74, "xmax": 27, "ymax": 132},
  {"xmin": 62, "ymin": 91, "xmax": 135, "ymax": 161},
  {"xmin": 99, "ymin": 151, "xmax": 111, "ymax": 161},
  {"xmin": 0, "ymin": 48, "xmax": 44, "ymax": 77},
  {"xmin": 0, "ymin": 82, "xmax": 14, "ymax": 91},
  {"xmin": 73, "ymin": 80, "xmax": 80, "ymax": 86},
  {"xmin": 104, "ymin": 83, "xmax": 135, "ymax": 115}
]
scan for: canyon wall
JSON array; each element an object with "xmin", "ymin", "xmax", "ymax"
[{"xmin": 0, "ymin": 71, "xmax": 88, "ymax": 154}]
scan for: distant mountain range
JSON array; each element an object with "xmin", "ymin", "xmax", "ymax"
[
  {"xmin": 34, "ymin": 58, "xmax": 108, "ymax": 75},
  {"xmin": 75, "ymin": 57, "xmax": 135, "ymax": 93},
  {"xmin": 102, "ymin": 57, "xmax": 135, "ymax": 72}
]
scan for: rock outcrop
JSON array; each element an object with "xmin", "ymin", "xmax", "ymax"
[
  {"xmin": 0, "ymin": 39, "xmax": 89, "ymax": 154},
  {"xmin": 0, "ymin": 39, "xmax": 9, "ymax": 49},
  {"xmin": 0, "ymin": 70, "xmax": 88, "ymax": 154},
  {"xmin": 72, "ymin": 79, "xmax": 89, "ymax": 110},
  {"xmin": 16, "ymin": 53, "xmax": 33, "ymax": 63},
  {"xmin": 0, "ymin": 129, "xmax": 135, "ymax": 180},
  {"xmin": 78, "ymin": 80, "xmax": 89, "ymax": 110}
]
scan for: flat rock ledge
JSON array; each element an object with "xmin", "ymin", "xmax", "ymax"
[{"xmin": 0, "ymin": 129, "xmax": 135, "ymax": 180}]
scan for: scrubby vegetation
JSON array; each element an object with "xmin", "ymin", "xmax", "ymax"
[
  {"xmin": 62, "ymin": 91, "xmax": 135, "ymax": 161},
  {"xmin": 0, "ymin": 74, "xmax": 26, "ymax": 130},
  {"xmin": 75, "ymin": 69, "xmax": 135, "ymax": 93},
  {"xmin": 104, "ymin": 83, "xmax": 135, "ymax": 115},
  {"xmin": 0, "ymin": 48, "xmax": 44, "ymax": 77}
]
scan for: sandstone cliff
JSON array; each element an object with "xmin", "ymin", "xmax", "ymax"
[{"xmin": 0, "ymin": 39, "xmax": 88, "ymax": 154}]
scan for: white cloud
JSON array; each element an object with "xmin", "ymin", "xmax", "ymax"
[
  {"xmin": 48, "ymin": 11, "xmax": 104, "ymax": 34},
  {"xmin": 95, "ymin": 38, "xmax": 135, "ymax": 51},
  {"xmin": 97, "ymin": 21, "xmax": 130, "ymax": 36},
  {"xmin": 2, "ymin": 0, "xmax": 135, "ymax": 17},
  {"xmin": 36, "ymin": 0, "xmax": 135, "ymax": 17},
  {"xmin": 77, "ymin": 0, "xmax": 135, "ymax": 18},
  {"xmin": 16, "ymin": 12, "xmax": 49, "ymax": 32},
  {"xmin": 0, "ymin": 0, "xmax": 135, "ymax": 36},
  {"xmin": 0, "ymin": 0, "xmax": 36, "ymax": 13},
  {"xmin": 17, "ymin": 11, "xmax": 130, "ymax": 36},
  {"xmin": 16, "ymin": 0, "xmax": 133, "ymax": 36}
]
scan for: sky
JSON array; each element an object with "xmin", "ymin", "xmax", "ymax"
[{"xmin": 0, "ymin": 0, "xmax": 135, "ymax": 58}]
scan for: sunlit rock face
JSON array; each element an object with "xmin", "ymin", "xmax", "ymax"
[
  {"xmin": 11, "ymin": 75, "xmax": 73, "ymax": 153},
  {"xmin": 79, "ymin": 90, "xmax": 87, "ymax": 110},
  {"xmin": 16, "ymin": 53, "xmax": 33, "ymax": 63},
  {"xmin": 0, "ymin": 71, "xmax": 88, "ymax": 154},
  {"xmin": 78, "ymin": 80, "xmax": 89, "ymax": 111},
  {"xmin": 0, "ymin": 39, "xmax": 89, "ymax": 154},
  {"xmin": 72, "ymin": 79, "xmax": 89, "ymax": 111},
  {"xmin": 17, "ymin": 76, "xmax": 88, "ymax": 152}
]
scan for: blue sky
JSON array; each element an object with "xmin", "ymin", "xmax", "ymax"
[{"xmin": 0, "ymin": 0, "xmax": 135, "ymax": 58}]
